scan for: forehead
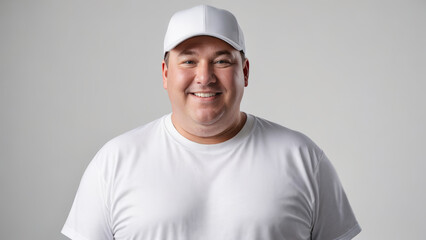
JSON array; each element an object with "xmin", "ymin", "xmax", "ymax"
[{"xmin": 170, "ymin": 36, "xmax": 238, "ymax": 56}]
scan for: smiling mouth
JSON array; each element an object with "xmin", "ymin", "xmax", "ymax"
[{"xmin": 191, "ymin": 92, "xmax": 222, "ymax": 98}]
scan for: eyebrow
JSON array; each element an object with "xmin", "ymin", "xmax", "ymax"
[
  {"xmin": 214, "ymin": 50, "xmax": 233, "ymax": 58},
  {"xmin": 177, "ymin": 50, "xmax": 233, "ymax": 58},
  {"xmin": 177, "ymin": 50, "xmax": 197, "ymax": 57}
]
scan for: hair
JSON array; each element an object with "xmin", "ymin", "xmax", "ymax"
[{"xmin": 163, "ymin": 51, "xmax": 246, "ymax": 67}]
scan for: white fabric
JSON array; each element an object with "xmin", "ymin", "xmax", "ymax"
[
  {"xmin": 163, "ymin": 5, "xmax": 245, "ymax": 54},
  {"xmin": 62, "ymin": 113, "xmax": 361, "ymax": 240}
]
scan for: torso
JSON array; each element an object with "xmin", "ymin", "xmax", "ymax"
[{"xmin": 101, "ymin": 114, "xmax": 319, "ymax": 240}]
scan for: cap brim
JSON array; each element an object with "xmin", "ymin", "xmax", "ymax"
[{"xmin": 164, "ymin": 33, "xmax": 244, "ymax": 54}]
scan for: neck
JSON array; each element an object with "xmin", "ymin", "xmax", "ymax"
[{"xmin": 172, "ymin": 112, "xmax": 247, "ymax": 144}]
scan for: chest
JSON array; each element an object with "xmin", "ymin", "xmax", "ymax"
[{"xmin": 108, "ymin": 150, "xmax": 315, "ymax": 240}]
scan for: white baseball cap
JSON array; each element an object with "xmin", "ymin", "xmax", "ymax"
[{"xmin": 163, "ymin": 5, "xmax": 245, "ymax": 55}]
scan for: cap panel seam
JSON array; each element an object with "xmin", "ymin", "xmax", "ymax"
[{"xmin": 203, "ymin": 4, "xmax": 206, "ymax": 31}]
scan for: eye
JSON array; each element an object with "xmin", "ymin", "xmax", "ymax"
[
  {"xmin": 182, "ymin": 60, "xmax": 195, "ymax": 64},
  {"xmin": 215, "ymin": 59, "xmax": 232, "ymax": 66}
]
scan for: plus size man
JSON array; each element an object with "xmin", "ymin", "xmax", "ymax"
[{"xmin": 62, "ymin": 5, "xmax": 361, "ymax": 240}]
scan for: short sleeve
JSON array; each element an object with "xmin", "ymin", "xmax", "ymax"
[
  {"xmin": 311, "ymin": 153, "xmax": 361, "ymax": 240},
  {"xmin": 61, "ymin": 152, "xmax": 113, "ymax": 240}
]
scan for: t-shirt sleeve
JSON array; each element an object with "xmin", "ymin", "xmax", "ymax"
[
  {"xmin": 311, "ymin": 153, "xmax": 361, "ymax": 240},
  {"xmin": 61, "ymin": 153, "xmax": 113, "ymax": 240}
]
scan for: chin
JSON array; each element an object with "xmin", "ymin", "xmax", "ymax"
[{"xmin": 192, "ymin": 110, "xmax": 225, "ymax": 126}]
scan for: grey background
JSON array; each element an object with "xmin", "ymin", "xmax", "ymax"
[{"xmin": 1, "ymin": 0, "xmax": 425, "ymax": 239}]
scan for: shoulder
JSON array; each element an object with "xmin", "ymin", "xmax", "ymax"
[
  {"xmin": 249, "ymin": 115, "xmax": 325, "ymax": 171},
  {"xmin": 251, "ymin": 115, "xmax": 321, "ymax": 152},
  {"xmin": 106, "ymin": 115, "xmax": 165, "ymax": 148},
  {"xmin": 91, "ymin": 115, "xmax": 167, "ymax": 164}
]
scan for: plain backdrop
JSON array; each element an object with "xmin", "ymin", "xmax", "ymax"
[{"xmin": 1, "ymin": 0, "xmax": 425, "ymax": 239}]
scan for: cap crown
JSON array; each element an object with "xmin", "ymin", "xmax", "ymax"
[{"xmin": 163, "ymin": 5, "xmax": 245, "ymax": 54}]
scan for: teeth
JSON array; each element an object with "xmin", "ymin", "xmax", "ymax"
[{"xmin": 194, "ymin": 93, "xmax": 216, "ymax": 98}]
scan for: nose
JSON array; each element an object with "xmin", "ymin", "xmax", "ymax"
[{"xmin": 195, "ymin": 61, "xmax": 215, "ymax": 85}]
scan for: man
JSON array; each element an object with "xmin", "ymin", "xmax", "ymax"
[{"xmin": 62, "ymin": 5, "xmax": 361, "ymax": 240}]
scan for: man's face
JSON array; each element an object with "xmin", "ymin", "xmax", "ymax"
[{"xmin": 162, "ymin": 36, "xmax": 249, "ymax": 137}]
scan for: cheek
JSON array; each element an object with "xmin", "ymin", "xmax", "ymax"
[
  {"xmin": 223, "ymin": 69, "xmax": 245, "ymax": 91},
  {"xmin": 167, "ymin": 69, "xmax": 194, "ymax": 92}
]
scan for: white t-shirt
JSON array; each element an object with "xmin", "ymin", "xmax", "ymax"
[{"xmin": 62, "ymin": 114, "xmax": 361, "ymax": 240}]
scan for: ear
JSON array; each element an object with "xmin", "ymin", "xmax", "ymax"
[
  {"xmin": 243, "ymin": 58, "xmax": 249, "ymax": 87},
  {"xmin": 162, "ymin": 60, "xmax": 168, "ymax": 89}
]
